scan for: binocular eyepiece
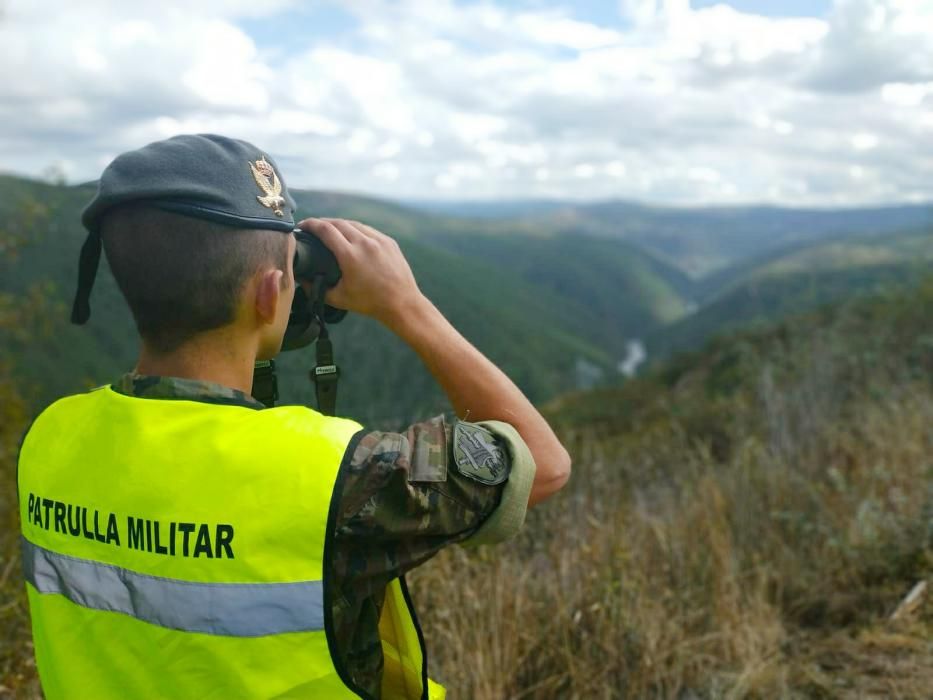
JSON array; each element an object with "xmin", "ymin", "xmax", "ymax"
[
  {"xmin": 282, "ymin": 229, "xmax": 346, "ymax": 351},
  {"xmin": 293, "ymin": 228, "xmax": 341, "ymax": 288}
]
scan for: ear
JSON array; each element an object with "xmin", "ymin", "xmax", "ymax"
[{"xmin": 254, "ymin": 268, "xmax": 285, "ymax": 324}]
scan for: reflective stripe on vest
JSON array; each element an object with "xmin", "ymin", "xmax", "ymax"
[
  {"xmin": 22, "ymin": 537, "xmax": 326, "ymax": 636},
  {"xmin": 18, "ymin": 386, "xmax": 443, "ymax": 700}
]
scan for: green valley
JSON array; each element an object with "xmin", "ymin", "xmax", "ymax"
[{"xmin": 2, "ymin": 173, "xmax": 931, "ymax": 426}]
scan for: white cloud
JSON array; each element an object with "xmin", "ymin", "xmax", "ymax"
[
  {"xmin": 605, "ymin": 161, "xmax": 627, "ymax": 178},
  {"xmin": 851, "ymin": 132, "xmax": 879, "ymax": 150},
  {"xmin": 515, "ymin": 14, "xmax": 623, "ymax": 50},
  {"xmin": 881, "ymin": 81, "xmax": 933, "ymax": 107},
  {"xmin": 371, "ymin": 162, "xmax": 400, "ymax": 181},
  {"xmin": 267, "ymin": 110, "xmax": 342, "ymax": 137},
  {"xmin": 1, "ymin": 0, "xmax": 932, "ymax": 206},
  {"xmin": 804, "ymin": 0, "xmax": 933, "ymax": 92},
  {"xmin": 0, "ymin": 1, "xmax": 275, "ymax": 151}
]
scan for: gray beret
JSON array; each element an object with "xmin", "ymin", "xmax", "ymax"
[{"xmin": 72, "ymin": 133, "xmax": 297, "ymax": 324}]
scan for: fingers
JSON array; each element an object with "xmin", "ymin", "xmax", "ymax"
[
  {"xmin": 300, "ymin": 216, "xmax": 394, "ymax": 245},
  {"xmin": 322, "ymin": 218, "xmax": 370, "ymax": 245},
  {"xmin": 350, "ymin": 220, "xmax": 398, "ymax": 247},
  {"xmin": 296, "ymin": 218, "xmax": 354, "ymax": 258},
  {"xmin": 297, "ymin": 217, "xmax": 400, "ymax": 275},
  {"xmin": 295, "ymin": 217, "xmax": 418, "ymax": 319}
]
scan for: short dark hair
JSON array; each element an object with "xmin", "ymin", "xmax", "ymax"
[{"xmin": 100, "ymin": 204, "xmax": 290, "ymax": 354}]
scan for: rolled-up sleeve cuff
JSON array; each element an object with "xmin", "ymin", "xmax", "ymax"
[{"xmin": 461, "ymin": 420, "xmax": 536, "ymax": 547}]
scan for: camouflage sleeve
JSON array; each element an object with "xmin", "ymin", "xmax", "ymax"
[
  {"xmin": 331, "ymin": 414, "xmax": 517, "ymax": 585},
  {"xmin": 328, "ymin": 415, "xmax": 536, "ymax": 693}
]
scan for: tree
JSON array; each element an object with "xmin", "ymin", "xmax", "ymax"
[{"xmin": 0, "ymin": 196, "xmax": 51, "ymax": 697}]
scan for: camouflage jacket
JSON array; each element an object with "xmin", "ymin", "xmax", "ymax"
[{"xmin": 111, "ymin": 373, "xmax": 534, "ymax": 697}]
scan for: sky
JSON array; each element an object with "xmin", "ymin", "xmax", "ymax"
[{"xmin": 1, "ymin": 0, "xmax": 932, "ymax": 206}]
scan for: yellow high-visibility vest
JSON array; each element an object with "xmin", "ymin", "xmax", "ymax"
[{"xmin": 18, "ymin": 385, "xmax": 445, "ymax": 699}]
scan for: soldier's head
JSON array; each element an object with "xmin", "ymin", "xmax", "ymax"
[
  {"xmin": 74, "ymin": 134, "xmax": 298, "ymax": 359},
  {"xmin": 99, "ymin": 204, "xmax": 294, "ymax": 358}
]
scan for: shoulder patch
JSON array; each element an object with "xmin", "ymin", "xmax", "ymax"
[{"xmin": 452, "ymin": 421, "xmax": 509, "ymax": 486}]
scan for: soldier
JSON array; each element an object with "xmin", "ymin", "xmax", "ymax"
[{"xmin": 18, "ymin": 134, "xmax": 571, "ymax": 699}]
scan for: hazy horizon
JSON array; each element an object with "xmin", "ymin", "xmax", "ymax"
[{"xmin": 4, "ymin": 167, "xmax": 932, "ymax": 215}]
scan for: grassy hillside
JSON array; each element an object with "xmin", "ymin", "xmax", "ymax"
[{"xmin": 411, "ymin": 279, "xmax": 933, "ymax": 697}]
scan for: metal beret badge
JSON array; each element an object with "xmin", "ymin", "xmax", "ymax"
[{"xmin": 249, "ymin": 156, "xmax": 286, "ymax": 217}]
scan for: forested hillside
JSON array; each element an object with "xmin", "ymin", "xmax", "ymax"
[
  {"xmin": 0, "ymin": 175, "xmax": 688, "ymax": 424},
  {"xmin": 648, "ymin": 228, "xmax": 933, "ymax": 358},
  {"xmin": 429, "ymin": 198, "xmax": 933, "ymax": 278},
  {"xmin": 3, "ymin": 174, "xmax": 931, "ymax": 425}
]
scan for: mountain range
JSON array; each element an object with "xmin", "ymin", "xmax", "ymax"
[{"xmin": 1, "ymin": 173, "xmax": 930, "ymax": 426}]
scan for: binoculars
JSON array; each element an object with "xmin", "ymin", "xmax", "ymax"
[
  {"xmin": 293, "ymin": 228, "xmax": 341, "ymax": 288},
  {"xmin": 282, "ymin": 229, "xmax": 346, "ymax": 351}
]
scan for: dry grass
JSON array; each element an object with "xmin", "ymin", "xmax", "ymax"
[
  {"xmin": 0, "ymin": 369, "xmax": 40, "ymax": 700},
  {"xmin": 413, "ymin": 285, "xmax": 933, "ymax": 697},
  {"xmin": 409, "ymin": 325, "xmax": 933, "ymax": 698}
]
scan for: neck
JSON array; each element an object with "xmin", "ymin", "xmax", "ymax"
[{"xmin": 135, "ymin": 329, "xmax": 258, "ymax": 395}]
